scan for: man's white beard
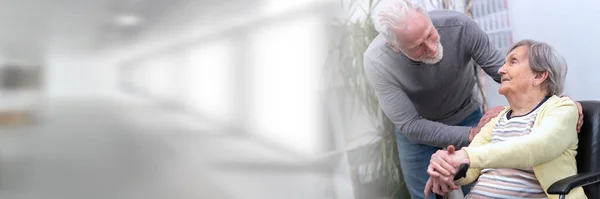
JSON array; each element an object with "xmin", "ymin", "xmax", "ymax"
[{"xmin": 420, "ymin": 42, "xmax": 444, "ymax": 65}]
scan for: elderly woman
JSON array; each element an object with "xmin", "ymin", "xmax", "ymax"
[{"xmin": 424, "ymin": 39, "xmax": 585, "ymax": 199}]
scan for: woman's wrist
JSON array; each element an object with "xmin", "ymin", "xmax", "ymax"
[{"xmin": 454, "ymin": 150, "xmax": 470, "ymax": 165}]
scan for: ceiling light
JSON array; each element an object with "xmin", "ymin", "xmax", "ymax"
[
  {"xmin": 115, "ymin": 14, "xmax": 142, "ymax": 26},
  {"xmin": 263, "ymin": 0, "xmax": 319, "ymax": 15}
]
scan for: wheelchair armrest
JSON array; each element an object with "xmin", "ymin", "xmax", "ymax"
[
  {"xmin": 547, "ymin": 172, "xmax": 600, "ymax": 195},
  {"xmin": 453, "ymin": 163, "xmax": 470, "ymax": 181}
]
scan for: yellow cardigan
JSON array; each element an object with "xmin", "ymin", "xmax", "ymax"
[{"xmin": 455, "ymin": 96, "xmax": 586, "ymax": 199}]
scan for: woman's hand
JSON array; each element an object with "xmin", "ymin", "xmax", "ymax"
[
  {"xmin": 427, "ymin": 147, "xmax": 456, "ymax": 177},
  {"xmin": 424, "ymin": 176, "xmax": 459, "ymax": 198},
  {"xmin": 425, "ymin": 145, "xmax": 471, "ymax": 197},
  {"xmin": 427, "ymin": 145, "xmax": 471, "ymax": 178}
]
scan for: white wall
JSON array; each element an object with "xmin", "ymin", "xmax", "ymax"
[
  {"xmin": 483, "ymin": 0, "xmax": 600, "ymax": 106},
  {"xmin": 43, "ymin": 52, "xmax": 116, "ymax": 99},
  {"xmin": 246, "ymin": 12, "xmax": 328, "ymax": 157},
  {"xmin": 40, "ymin": 0, "xmax": 117, "ymax": 100},
  {"xmin": 41, "ymin": 1, "xmax": 259, "ymax": 101},
  {"xmin": 100, "ymin": 0, "xmax": 337, "ymax": 157}
]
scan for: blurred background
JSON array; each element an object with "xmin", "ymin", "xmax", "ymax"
[
  {"xmin": 0, "ymin": 0, "xmax": 338, "ymax": 198},
  {"xmin": 0, "ymin": 0, "xmax": 598, "ymax": 199}
]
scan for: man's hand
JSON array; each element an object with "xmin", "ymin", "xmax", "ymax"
[
  {"xmin": 561, "ymin": 95, "xmax": 584, "ymax": 133},
  {"xmin": 424, "ymin": 176, "xmax": 459, "ymax": 198},
  {"xmin": 576, "ymin": 101, "xmax": 583, "ymax": 132},
  {"xmin": 470, "ymin": 106, "xmax": 504, "ymax": 142},
  {"xmin": 468, "ymin": 127, "xmax": 479, "ymax": 142}
]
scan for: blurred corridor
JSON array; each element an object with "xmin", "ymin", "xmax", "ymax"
[
  {"xmin": 0, "ymin": 0, "xmax": 347, "ymax": 198},
  {"xmin": 0, "ymin": 99, "xmax": 332, "ymax": 199}
]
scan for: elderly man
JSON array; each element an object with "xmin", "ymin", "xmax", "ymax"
[{"xmin": 362, "ymin": 0, "xmax": 583, "ymax": 198}]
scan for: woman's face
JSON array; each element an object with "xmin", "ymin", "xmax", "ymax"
[{"xmin": 497, "ymin": 46, "xmax": 540, "ymax": 96}]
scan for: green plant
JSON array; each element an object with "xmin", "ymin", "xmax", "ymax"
[{"xmin": 325, "ymin": 0, "xmax": 409, "ymax": 198}]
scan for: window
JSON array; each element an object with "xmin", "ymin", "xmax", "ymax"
[
  {"xmin": 181, "ymin": 39, "xmax": 234, "ymax": 123},
  {"xmin": 248, "ymin": 14, "xmax": 326, "ymax": 156}
]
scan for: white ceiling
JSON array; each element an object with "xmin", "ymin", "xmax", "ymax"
[{"xmin": 0, "ymin": 0, "xmax": 201, "ymax": 63}]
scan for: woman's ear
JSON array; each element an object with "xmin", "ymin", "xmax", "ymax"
[{"xmin": 533, "ymin": 71, "xmax": 549, "ymax": 86}]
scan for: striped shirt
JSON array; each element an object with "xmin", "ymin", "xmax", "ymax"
[{"xmin": 466, "ymin": 97, "xmax": 550, "ymax": 199}]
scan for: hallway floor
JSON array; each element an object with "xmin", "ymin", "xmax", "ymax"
[{"xmin": 0, "ymin": 100, "xmax": 336, "ymax": 199}]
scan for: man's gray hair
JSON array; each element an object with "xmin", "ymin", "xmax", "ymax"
[
  {"xmin": 372, "ymin": 0, "xmax": 428, "ymax": 47},
  {"xmin": 509, "ymin": 39, "xmax": 568, "ymax": 96}
]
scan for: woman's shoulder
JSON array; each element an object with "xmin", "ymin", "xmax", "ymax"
[
  {"xmin": 545, "ymin": 95, "xmax": 577, "ymax": 108},
  {"xmin": 540, "ymin": 95, "xmax": 578, "ymax": 115}
]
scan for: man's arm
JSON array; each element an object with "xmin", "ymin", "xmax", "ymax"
[
  {"xmin": 364, "ymin": 57, "xmax": 471, "ymax": 148},
  {"xmin": 464, "ymin": 16, "xmax": 505, "ymax": 83}
]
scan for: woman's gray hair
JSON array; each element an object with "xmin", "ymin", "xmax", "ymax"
[
  {"xmin": 372, "ymin": 0, "xmax": 428, "ymax": 47},
  {"xmin": 508, "ymin": 39, "xmax": 568, "ymax": 96}
]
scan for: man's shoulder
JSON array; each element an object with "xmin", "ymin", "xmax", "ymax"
[
  {"xmin": 364, "ymin": 34, "xmax": 387, "ymax": 61},
  {"xmin": 364, "ymin": 35, "xmax": 400, "ymax": 68},
  {"xmin": 428, "ymin": 10, "xmax": 470, "ymax": 28},
  {"xmin": 363, "ymin": 35, "xmax": 410, "ymax": 76}
]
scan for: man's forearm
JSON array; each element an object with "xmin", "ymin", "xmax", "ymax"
[{"xmin": 401, "ymin": 118, "xmax": 472, "ymax": 149}]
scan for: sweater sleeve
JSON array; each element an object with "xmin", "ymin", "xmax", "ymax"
[
  {"xmin": 363, "ymin": 57, "xmax": 472, "ymax": 148},
  {"xmin": 463, "ymin": 16, "xmax": 504, "ymax": 83},
  {"xmin": 463, "ymin": 98, "xmax": 579, "ymax": 169}
]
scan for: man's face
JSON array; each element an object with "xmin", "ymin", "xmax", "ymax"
[{"xmin": 392, "ymin": 11, "xmax": 443, "ymax": 64}]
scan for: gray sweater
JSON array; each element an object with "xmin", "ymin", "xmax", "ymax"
[{"xmin": 363, "ymin": 10, "xmax": 504, "ymax": 148}]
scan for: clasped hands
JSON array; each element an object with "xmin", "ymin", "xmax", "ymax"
[{"xmin": 424, "ymin": 145, "xmax": 471, "ymax": 198}]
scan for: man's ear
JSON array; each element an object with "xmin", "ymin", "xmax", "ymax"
[{"xmin": 534, "ymin": 71, "xmax": 549, "ymax": 86}]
